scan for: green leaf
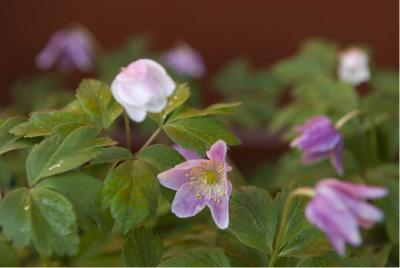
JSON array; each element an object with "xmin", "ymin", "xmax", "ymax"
[
  {"xmin": 164, "ymin": 116, "xmax": 240, "ymax": 154},
  {"xmin": 216, "ymin": 231, "xmax": 269, "ymax": 267},
  {"xmin": 162, "ymin": 83, "xmax": 191, "ymax": 120},
  {"xmin": 76, "ymin": 79, "xmax": 123, "ymax": 129},
  {"xmin": 37, "ymin": 171, "xmax": 109, "ymax": 231},
  {"xmin": 26, "ymin": 126, "xmax": 115, "ymax": 186},
  {"xmin": 136, "ymin": 144, "xmax": 184, "ymax": 172},
  {"xmin": 122, "ymin": 226, "xmax": 164, "ymax": 267},
  {"xmin": 102, "ymin": 160, "xmax": 158, "ymax": 233},
  {"xmin": 0, "ymin": 116, "xmax": 28, "ymax": 155},
  {"xmin": 10, "ymin": 111, "xmax": 90, "ymax": 138},
  {"xmin": 0, "ymin": 188, "xmax": 31, "ymax": 248},
  {"xmin": 160, "ymin": 247, "xmax": 230, "ymax": 267},
  {"xmin": 229, "ymin": 186, "xmax": 277, "ymax": 254},
  {"xmin": 297, "ymin": 252, "xmax": 374, "ymax": 267},
  {"xmin": 0, "ymin": 187, "xmax": 79, "ymax": 256},
  {"xmin": 90, "ymin": 147, "xmax": 133, "ymax": 165}
]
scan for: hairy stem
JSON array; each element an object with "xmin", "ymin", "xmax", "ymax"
[
  {"xmin": 335, "ymin": 109, "xmax": 363, "ymax": 129},
  {"xmin": 268, "ymin": 187, "xmax": 315, "ymax": 267}
]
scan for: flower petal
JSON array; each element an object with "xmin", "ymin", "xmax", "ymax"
[
  {"xmin": 171, "ymin": 182, "xmax": 206, "ymax": 218},
  {"xmin": 206, "ymin": 180, "xmax": 231, "ymax": 229},
  {"xmin": 157, "ymin": 160, "xmax": 203, "ymax": 190},
  {"xmin": 206, "ymin": 140, "xmax": 227, "ymax": 162},
  {"xmin": 124, "ymin": 105, "xmax": 147, "ymax": 123},
  {"xmin": 320, "ymin": 179, "xmax": 388, "ymax": 199},
  {"xmin": 330, "ymin": 140, "xmax": 344, "ymax": 175},
  {"xmin": 173, "ymin": 145, "xmax": 202, "ymax": 160}
]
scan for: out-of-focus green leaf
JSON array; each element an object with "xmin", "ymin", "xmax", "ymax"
[
  {"xmin": 102, "ymin": 160, "xmax": 158, "ymax": 234},
  {"xmin": 0, "ymin": 187, "xmax": 79, "ymax": 256},
  {"xmin": 0, "ymin": 116, "xmax": 28, "ymax": 155},
  {"xmin": 160, "ymin": 247, "xmax": 230, "ymax": 267},
  {"xmin": 297, "ymin": 252, "xmax": 374, "ymax": 267},
  {"xmin": 122, "ymin": 226, "xmax": 164, "ymax": 267},
  {"xmin": 75, "ymin": 79, "xmax": 123, "ymax": 129},
  {"xmin": 98, "ymin": 35, "xmax": 152, "ymax": 83},
  {"xmin": 136, "ymin": 144, "xmax": 184, "ymax": 173},
  {"xmin": 26, "ymin": 126, "xmax": 115, "ymax": 186},
  {"xmin": 164, "ymin": 116, "xmax": 240, "ymax": 155},
  {"xmin": 162, "ymin": 83, "xmax": 191, "ymax": 120},
  {"xmin": 0, "ymin": 238, "xmax": 18, "ymax": 266}
]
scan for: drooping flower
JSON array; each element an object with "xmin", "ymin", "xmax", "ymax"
[
  {"xmin": 338, "ymin": 48, "xmax": 370, "ymax": 86},
  {"xmin": 35, "ymin": 26, "xmax": 95, "ymax": 73},
  {"xmin": 290, "ymin": 116, "xmax": 343, "ymax": 175},
  {"xmin": 111, "ymin": 59, "xmax": 175, "ymax": 122},
  {"xmin": 162, "ymin": 44, "xmax": 205, "ymax": 78},
  {"xmin": 305, "ymin": 178, "xmax": 387, "ymax": 256},
  {"xmin": 173, "ymin": 144, "xmax": 202, "ymax": 160},
  {"xmin": 158, "ymin": 140, "xmax": 232, "ymax": 229}
]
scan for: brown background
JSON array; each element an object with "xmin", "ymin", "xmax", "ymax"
[{"xmin": 0, "ymin": 0, "xmax": 398, "ymax": 100}]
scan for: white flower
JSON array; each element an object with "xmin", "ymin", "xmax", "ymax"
[
  {"xmin": 111, "ymin": 59, "xmax": 176, "ymax": 122},
  {"xmin": 338, "ymin": 48, "xmax": 370, "ymax": 86}
]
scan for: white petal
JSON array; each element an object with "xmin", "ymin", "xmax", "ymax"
[{"xmin": 125, "ymin": 105, "xmax": 147, "ymax": 122}]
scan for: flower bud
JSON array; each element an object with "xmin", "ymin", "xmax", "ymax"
[
  {"xmin": 111, "ymin": 59, "xmax": 175, "ymax": 122},
  {"xmin": 338, "ymin": 48, "xmax": 370, "ymax": 86},
  {"xmin": 162, "ymin": 44, "xmax": 205, "ymax": 78}
]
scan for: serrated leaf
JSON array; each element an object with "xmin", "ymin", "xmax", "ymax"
[
  {"xmin": 26, "ymin": 126, "xmax": 115, "ymax": 186},
  {"xmin": 136, "ymin": 144, "xmax": 184, "ymax": 172},
  {"xmin": 102, "ymin": 160, "xmax": 158, "ymax": 233},
  {"xmin": 164, "ymin": 116, "xmax": 240, "ymax": 154},
  {"xmin": 122, "ymin": 226, "xmax": 164, "ymax": 267},
  {"xmin": 229, "ymin": 186, "xmax": 277, "ymax": 254},
  {"xmin": 76, "ymin": 79, "xmax": 123, "ymax": 129},
  {"xmin": 10, "ymin": 111, "xmax": 90, "ymax": 138},
  {"xmin": 37, "ymin": 171, "xmax": 111, "ymax": 231},
  {"xmin": 0, "ymin": 187, "xmax": 79, "ymax": 256},
  {"xmin": 0, "ymin": 116, "xmax": 28, "ymax": 155},
  {"xmin": 160, "ymin": 247, "xmax": 230, "ymax": 267},
  {"xmin": 162, "ymin": 83, "xmax": 191, "ymax": 120},
  {"xmin": 90, "ymin": 147, "xmax": 133, "ymax": 165}
]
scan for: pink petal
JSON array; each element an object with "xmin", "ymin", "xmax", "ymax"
[
  {"xmin": 206, "ymin": 180, "xmax": 232, "ymax": 229},
  {"xmin": 171, "ymin": 182, "xmax": 206, "ymax": 218},
  {"xmin": 157, "ymin": 160, "xmax": 203, "ymax": 190},
  {"xmin": 320, "ymin": 179, "xmax": 388, "ymax": 199},
  {"xmin": 206, "ymin": 140, "xmax": 227, "ymax": 162}
]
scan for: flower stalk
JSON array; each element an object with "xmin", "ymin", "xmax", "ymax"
[
  {"xmin": 335, "ymin": 109, "xmax": 363, "ymax": 129},
  {"xmin": 123, "ymin": 110, "xmax": 132, "ymax": 151}
]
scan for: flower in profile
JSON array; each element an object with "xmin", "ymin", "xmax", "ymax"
[
  {"xmin": 111, "ymin": 59, "xmax": 175, "ymax": 122},
  {"xmin": 338, "ymin": 48, "xmax": 370, "ymax": 86},
  {"xmin": 162, "ymin": 44, "xmax": 205, "ymax": 78},
  {"xmin": 35, "ymin": 25, "xmax": 95, "ymax": 73},
  {"xmin": 158, "ymin": 140, "xmax": 232, "ymax": 229},
  {"xmin": 305, "ymin": 178, "xmax": 387, "ymax": 256},
  {"xmin": 290, "ymin": 116, "xmax": 343, "ymax": 175}
]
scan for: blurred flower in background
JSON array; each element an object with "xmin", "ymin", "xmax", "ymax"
[
  {"xmin": 162, "ymin": 44, "xmax": 206, "ymax": 78},
  {"xmin": 35, "ymin": 25, "xmax": 95, "ymax": 73},
  {"xmin": 338, "ymin": 48, "xmax": 370, "ymax": 86},
  {"xmin": 305, "ymin": 178, "xmax": 387, "ymax": 256}
]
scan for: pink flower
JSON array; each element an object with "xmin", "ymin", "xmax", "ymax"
[
  {"xmin": 35, "ymin": 26, "xmax": 94, "ymax": 73},
  {"xmin": 111, "ymin": 59, "xmax": 175, "ymax": 122},
  {"xmin": 305, "ymin": 178, "xmax": 387, "ymax": 256},
  {"xmin": 162, "ymin": 44, "xmax": 205, "ymax": 78},
  {"xmin": 291, "ymin": 116, "xmax": 343, "ymax": 175},
  {"xmin": 173, "ymin": 144, "xmax": 202, "ymax": 160},
  {"xmin": 338, "ymin": 48, "xmax": 370, "ymax": 86},
  {"xmin": 158, "ymin": 140, "xmax": 232, "ymax": 229}
]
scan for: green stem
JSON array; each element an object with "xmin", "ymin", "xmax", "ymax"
[
  {"xmin": 136, "ymin": 127, "xmax": 163, "ymax": 154},
  {"xmin": 123, "ymin": 110, "xmax": 132, "ymax": 151},
  {"xmin": 268, "ymin": 187, "xmax": 315, "ymax": 267},
  {"xmin": 335, "ymin": 109, "xmax": 363, "ymax": 129}
]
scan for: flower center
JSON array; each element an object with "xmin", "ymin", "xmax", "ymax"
[{"xmin": 203, "ymin": 170, "xmax": 218, "ymax": 185}]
